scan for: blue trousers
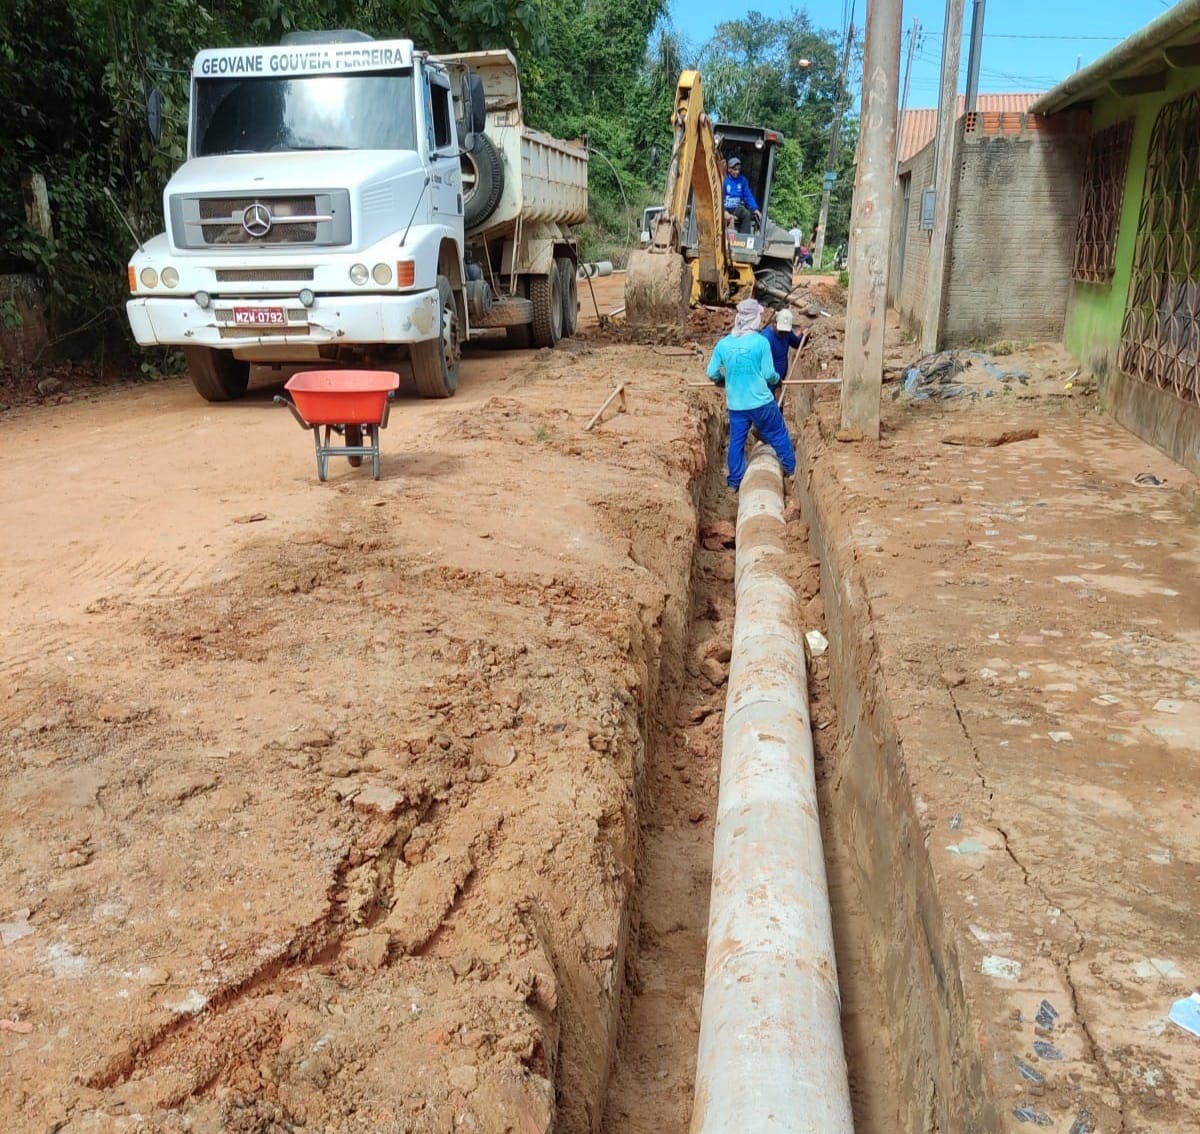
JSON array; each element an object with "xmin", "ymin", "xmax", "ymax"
[{"xmin": 727, "ymin": 401, "xmax": 796, "ymax": 488}]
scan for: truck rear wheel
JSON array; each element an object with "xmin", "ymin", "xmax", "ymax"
[
  {"xmin": 556, "ymin": 257, "xmax": 579, "ymax": 338},
  {"xmin": 529, "ymin": 271, "xmax": 562, "ymax": 348},
  {"xmin": 183, "ymin": 347, "xmax": 250, "ymax": 402},
  {"xmin": 410, "ymin": 276, "xmax": 460, "ymax": 399}
]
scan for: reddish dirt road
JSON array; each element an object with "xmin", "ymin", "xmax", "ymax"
[
  {"xmin": 0, "ymin": 319, "xmax": 719, "ymax": 1133},
  {"xmin": 5, "ymin": 269, "xmax": 1195, "ymax": 1134}
]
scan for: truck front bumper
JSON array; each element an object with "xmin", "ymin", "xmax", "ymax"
[{"xmin": 126, "ymin": 290, "xmax": 440, "ymax": 350}]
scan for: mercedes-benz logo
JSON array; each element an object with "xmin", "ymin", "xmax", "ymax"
[{"xmin": 241, "ymin": 202, "xmax": 272, "ymax": 238}]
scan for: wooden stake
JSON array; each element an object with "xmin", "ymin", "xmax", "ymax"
[{"xmin": 585, "ymin": 384, "xmax": 628, "ymax": 431}]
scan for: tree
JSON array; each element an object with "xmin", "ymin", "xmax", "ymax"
[{"xmin": 698, "ymin": 8, "xmax": 858, "ymax": 246}]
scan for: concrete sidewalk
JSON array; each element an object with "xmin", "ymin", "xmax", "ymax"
[{"xmin": 795, "ymin": 387, "xmax": 1199, "ymax": 1132}]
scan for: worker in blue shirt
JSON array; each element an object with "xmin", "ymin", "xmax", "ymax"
[
  {"xmin": 706, "ymin": 298, "xmax": 797, "ymax": 490},
  {"xmin": 722, "ymin": 156, "xmax": 761, "ymax": 230},
  {"xmin": 760, "ymin": 307, "xmax": 808, "ymax": 385}
]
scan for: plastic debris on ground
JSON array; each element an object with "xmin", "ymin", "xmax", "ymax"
[
  {"xmin": 1014, "ymin": 1057, "xmax": 1045, "ymax": 1083},
  {"xmin": 1035, "ymin": 999, "xmax": 1059, "ymax": 1031},
  {"xmin": 894, "ymin": 349, "xmax": 1032, "ymax": 403},
  {"xmin": 1033, "ymin": 1040, "xmax": 1064, "ymax": 1061},
  {"xmin": 1169, "ymin": 992, "xmax": 1200, "ymax": 1038},
  {"xmin": 1013, "ymin": 1106, "xmax": 1054, "ymax": 1126}
]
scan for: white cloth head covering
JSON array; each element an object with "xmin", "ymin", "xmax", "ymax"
[
  {"xmin": 732, "ymin": 298, "xmax": 762, "ymax": 336},
  {"xmin": 775, "ymin": 308, "xmax": 794, "ymax": 331}
]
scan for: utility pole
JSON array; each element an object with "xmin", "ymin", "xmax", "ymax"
[
  {"xmin": 840, "ymin": 0, "xmax": 903, "ymax": 439},
  {"xmin": 894, "ymin": 17, "xmax": 919, "ymax": 179},
  {"xmin": 812, "ymin": 9, "xmax": 855, "ymax": 270},
  {"xmin": 920, "ymin": 0, "xmax": 966, "ymax": 355},
  {"xmin": 964, "ymin": 0, "xmax": 986, "ymax": 112}
]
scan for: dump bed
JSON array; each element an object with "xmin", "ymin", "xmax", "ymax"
[{"xmin": 438, "ymin": 50, "xmax": 588, "ymax": 236}]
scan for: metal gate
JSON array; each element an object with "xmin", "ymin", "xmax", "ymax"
[{"xmin": 1118, "ymin": 91, "xmax": 1200, "ymax": 407}]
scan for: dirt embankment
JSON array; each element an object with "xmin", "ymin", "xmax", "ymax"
[{"xmin": 0, "ymin": 334, "xmax": 717, "ymax": 1133}]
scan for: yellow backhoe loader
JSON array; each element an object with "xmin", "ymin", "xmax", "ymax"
[{"xmin": 625, "ymin": 70, "xmax": 796, "ymax": 332}]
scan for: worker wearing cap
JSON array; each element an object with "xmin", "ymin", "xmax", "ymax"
[
  {"xmin": 722, "ymin": 156, "xmax": 761, "ymax": 230},
  {"xmin": 706, "ymin": 298, "xmax": 797, "ymax": 491},
  {"xmin": 760, "ymin": 307, "xmax": 808, "ymax": 385}
]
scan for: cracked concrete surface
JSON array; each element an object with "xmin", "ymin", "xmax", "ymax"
[{"xmin": 799, "ymin": 383, "xmax": 1200, "ymax": 1133}]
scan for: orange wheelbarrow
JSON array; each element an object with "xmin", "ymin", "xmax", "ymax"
[{"xmin": 275, "ymin": 370, "xmax": 400, "ymax": 481}]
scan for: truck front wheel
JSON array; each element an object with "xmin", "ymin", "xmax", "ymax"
[
  {"xmin": 183, "ymin": 347, "xmax": 250, "ymax": 402},
  {"xmin": 410, "ymin": 276, "xmax": 461, "ymax": 399},
  {"xmin": 529, "ymin": 271, "xmax": 562, "ymax": 348}
]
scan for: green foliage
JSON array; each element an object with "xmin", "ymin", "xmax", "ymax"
[
  {"xmin": 2, "ymin": 0, "xmax": 856, "ymax": 357},
  {"xmin": 699, "ymin": 9, "xmax": 857, "ymax": 242},
  {"xmin": 0, "ymin": 0, "xmax": 547, "ymax": 350}
]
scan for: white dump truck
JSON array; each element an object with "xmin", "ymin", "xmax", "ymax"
[{"xmin": 125, "ymin": 32, "xmax": 588, "ymax": 401}]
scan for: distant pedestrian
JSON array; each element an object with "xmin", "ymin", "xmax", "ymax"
[{"xmin": 706, "ymin": 298, "xmax": 797, "ymax": 490}]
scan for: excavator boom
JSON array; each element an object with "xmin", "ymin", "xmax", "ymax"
[{"xmin": 625, "ymin": 71, "xmax": 751, "ymax": 334}]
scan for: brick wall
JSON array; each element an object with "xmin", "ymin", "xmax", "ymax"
[
  {"xmin": 943, "ymin": 130, "xmax": 1088, "ymax": 344},
  {"xmin": 889, "ymin": 119, "xmax": 1089, "ymax": 346},
  {"xmin": 892, "ymin": 144, "xmax": 936, "ymax": 333}
]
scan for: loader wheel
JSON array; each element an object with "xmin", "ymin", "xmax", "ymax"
[
  {"xmin": 755, "ymin": 267, "xmax": 796, "ymax": 305},
  {"xmin": 410, "ymin": 276, "xmax": 460, "ymax": 398},
  {"xmin": 556, "ymin": 256, "xmax": 579, "ymax": 338},
  {"xmin": 461, "ymin": 134, "xmax": 504, "ymax": 229},
  {"xmin": 183, "ymin": 347, "xmax": 250, "ymax": 402},
  {"xmin": 529, "ymin": 270, "xmax": 562, "ymax": 348}
]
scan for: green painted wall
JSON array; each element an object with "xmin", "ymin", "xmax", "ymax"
[{"xmin": 1063, "ymin": 66, "xmax": 1200, "ymax": 374}]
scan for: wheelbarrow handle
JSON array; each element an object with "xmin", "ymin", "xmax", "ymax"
[{"xmin": 274, "ymin": 394, "xmax": 311, "ymax": 430}]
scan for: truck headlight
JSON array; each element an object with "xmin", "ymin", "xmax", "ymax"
[
  {"xmin": 140, "ymin": 267, "xmax": 159, "ymax": 288},
  {"xmin": 161, "ymin": 267, "xmax": 180, "ymax": 288},
  {"xmin": 349, "ymin": 263, "xmax": 369, "ymax": 286},
  {"xmin": 372, "ymin": 263, "xmax": 392, "ymax": 285}
]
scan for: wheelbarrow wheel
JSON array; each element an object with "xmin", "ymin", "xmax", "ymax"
[{"xmin": 345, "ymin": 425, "xmax": 363, "ymax": 467}]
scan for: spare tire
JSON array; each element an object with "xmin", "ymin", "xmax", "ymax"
[{"xmin": 461, "ymin": 134, "xmax": 504, "ymax": 229}]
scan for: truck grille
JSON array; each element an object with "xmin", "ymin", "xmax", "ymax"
[
  {"xmin": 169, "ymin": 190, "xmax": 351, "ymax": 250},
  {"xmin": 199, "ymin": 197, "xmax": 318, "ymax": 244},
  {"xmin": 215, "ymin": 268, "xmax": 316, "ymax": 283}
]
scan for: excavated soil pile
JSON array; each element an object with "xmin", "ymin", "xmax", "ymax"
[{"xmin": 0, "ymin": 342, "xmax": 714, "ymax": 1134}]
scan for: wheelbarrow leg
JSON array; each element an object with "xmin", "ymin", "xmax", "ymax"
[
  {"xmin": 369, "ymin": 425, "xmax": 382, "ymax": 480},
  {"xmin": 314, "ymin": 426, "xmax": 330, "ymax": 482}
]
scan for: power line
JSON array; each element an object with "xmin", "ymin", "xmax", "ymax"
[{"xmin": 921, "ymin": 31, "xmax": 1124, "ymax": 40}]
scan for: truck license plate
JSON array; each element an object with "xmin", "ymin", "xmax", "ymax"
[{"xmin": 232, "ymin": 306, "xmax": 286, "ymax": 326}]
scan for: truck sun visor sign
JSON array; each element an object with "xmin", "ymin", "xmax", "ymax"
[{"xmin": 196, "ymin": 43, "xmax": 410, "ymax": 77}]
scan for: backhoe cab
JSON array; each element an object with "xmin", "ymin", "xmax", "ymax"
[
  {"xmin": 624, "ymin": 68, "xmax": 796, "ymax": 335},
  {"xmin": 715, "ymin": 125, "xmax": 796, "ymax": 302}
]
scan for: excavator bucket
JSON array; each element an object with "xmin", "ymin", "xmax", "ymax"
[{"xmin": 624, "ymin": 249, "xmax": 690, "ymax": 336}]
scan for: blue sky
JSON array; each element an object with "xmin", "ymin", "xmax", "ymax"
[{"xmin": 668, "ymin": 0, "xmax": 1178, "ymax": 103}]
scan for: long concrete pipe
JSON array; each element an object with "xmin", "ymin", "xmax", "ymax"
[{"xmin": 691, "ymin": 445, "xmax": 854, "ymax": 1133}]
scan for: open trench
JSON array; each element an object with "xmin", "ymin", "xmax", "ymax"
[{"xmin": 592, "ymin": 408, "xmax": 906, "ymax": 1132}]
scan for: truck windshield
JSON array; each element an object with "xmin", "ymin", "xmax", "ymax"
[{"xmin": 193, "ymin": 71, "xmax": 417, "ymax": 156}]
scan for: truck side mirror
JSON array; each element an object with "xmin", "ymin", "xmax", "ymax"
[
  {"xmin": 460, "ymin": 73, "xmax": 486, "ymax": 136},
  {"xmin": 146, "ymin": 84, "xmax": 163, "ymax": 144}
]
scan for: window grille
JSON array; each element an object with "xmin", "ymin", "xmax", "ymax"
[
  {"xmin": 1071, "ymin": 119, "xmax": 1132, "ymax": 283},
  {"xmin": 1119, "ymin": 92, "xmax": 1200, "ymax": 407}
]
